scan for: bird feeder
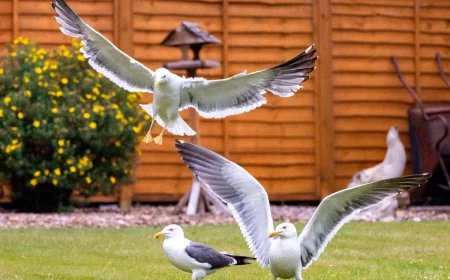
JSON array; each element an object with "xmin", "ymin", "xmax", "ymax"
[
  {"xmin": 160, "ymin": 21, "xmax": 221, "ymax": 77},
  {"xmin": 161, "ymin": 22, "xmax": 227, "ymax": 216}
]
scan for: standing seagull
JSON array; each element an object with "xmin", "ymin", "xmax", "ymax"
[
  {"xmin": 175, "ymin": 141, "xmax": 431, "ymax": 280},
  {"xmin": 347, "ymin": 126, "xmax": 407, "ymax": 220},
  {"xmin": 51, "ymin": 0, "xmax": 317, "ymax": 145},
  {"xmin": 154, "ymin": 224, "xmax": 255, "ymax": 280}
]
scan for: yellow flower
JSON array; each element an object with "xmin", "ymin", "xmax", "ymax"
[
  {"xmin": 11, "ymin": 127, "xmax": 18, "ymax": 131},
  {"xmin": 23, "ymin": 76, "xmax": 30, "ymax": 83},
  {"xmin": 132, "ymin": 126, "xmax": 141, "ymax": 134},
  {"xmin": 30, "ymin": 178, "xmax": 38, "ymax": 187},
  {"xmin": 66, "ymin": 159, "xmax": 73, "ymax": 165},
  {"xmin": 0, "ymin": 68, "xmax": 3, "ymax": 75},
  {"xmin": 44, "ymin": 169, "xmax": 50, "ymax": 176},
  {"xmin": 12, "ymin": 139, "xmax": 18, "ymax": 144},
  {"xmin": 54, "ymin": 168, "xmax": 61, "ymax": 176},
  {"xmin": 83, "ymin": 113, "xmax": 90, "ymax": 119},
  {"xmin": 89, "ymin": 122, "xmax": 97, "ymax": 129},
  {"xmin": 69, "ymin": 107, "xmax": 75, "ymax": 113},
  {"xmin": 61, "ymin": 78, "xmax": 68, "ymax": 84},
  {"xmin": 52, "ymin": 179, "xmax": 58, "ymax": 185},
  {"xmin": 58, "ymin": 139, "xmax": 65, "ymax": 146},
  {"xmin": 51, "ymin": 108, "xmax": 58, "ymax": 113},
  {"xmin": 70, "ymin": 166, "xmax": 76, "ymax": 173},
  {"xmin": 35, "ymin": 67, "xmax": 42, "ymax": 74},
  {"xmin": 73, "ymin": 77, "xmax": 79, "ymax": 84},
  {"xmin": 25, "ymin": 90, "xmax": 31, "ymax": 97},
  {"xmin": 77, "ymin": 54, "xmax": 85, "ymax": 62},
  {"xmin": 50, "ymin": 64, "xmax": 58, "ymax": 70},
  {"xmin": 0, "ymin": 109, "xmax": 3, "ymax": 118},
  {"xmin": 97, "ymin": 73, "xmax": 103, "ymax": 78},
  {"xmin": 50, "ymin": 72, "xmax": 56, "ymax": 78},
  {"xmin": 56, "ymin": 91, "xmax": 63, "ymax": 97},
  {"xmin": 11, "ymin": 106, "xmax": 17, "ymax": 111},
  {"xmin": 92, "ymin": 87, "xmax": 100, "ymax": 95},
  {"xmin": 144, "ymin": 114, "xmax": 150, "ymax": 120},
  {"xmin": 114, "ymin": 141, "xmax": 121, "ymax": 147},
  {"xmin": 33, "ymin": 120, "xmax": 40, "ymax": 128},
  {"xmin": 85, "ymin": 94, "xmax": 92, "ymax": 100},
  {"xmin": 85, "ymin": 177, "xmax": 92, "ymax": 184},
  {"xmin": 58, "ymin": 147, "xmax": 64, "ymax": 154},
  {"xmin": 11, "ymin": 52, "xmax": 17, "ymax": 57},
  {"xmin": 4, "ymin": 96, "xmax": 11, "ymax": 106},
  {"xmin": 34, "ymin": 170, "xmax": 41, "ymax": 177},
  {"xmin": 111, "ymin": 104, "xmax": 119, "ymax": 109},
  {"xmin": 17, "ymin": 112, "xmax": 24, "ymax": 119},
  {"xmin": 110, "ymin": 176, "xmax": 116, "ymax": 184}
]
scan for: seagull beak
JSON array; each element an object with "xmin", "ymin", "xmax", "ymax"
[
  {"xmin": 154, "ymin": 80, "xmax": 161, "ymax": 88},
  {"xmin": 154, "ymin": 232, "xmax": 165, "ymax": 239},
  {"xmin": 268, "ymin": 231, "xmax": 280, "ymax": 238}
]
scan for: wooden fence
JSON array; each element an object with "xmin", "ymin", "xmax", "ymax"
[{"xmin": 1, "ymin": 0, "xmax": 450, "ymax": 205}]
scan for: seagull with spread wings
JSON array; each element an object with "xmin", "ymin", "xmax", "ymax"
[
  {"xmin": 175, "ymin": 141, "xmax": 431, "ymax": 280},
  {"xmin": 52, "ymin": 0, "xmax": 317, "ymax": 145},
  {"xmin": 154, "ymin": 224, "xmax": 255, "ymax": 280}
]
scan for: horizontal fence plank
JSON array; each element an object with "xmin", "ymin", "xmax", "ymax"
[
  {"xmin": 228, "ymin": 3, "xmax": 312, "ymax": 18},
  {"xmin": 333, "ymin": 43, "xmax": 415, "ymax": 58},
  {"xmin": 333, "ymin": 31, "xmax": 414, "ymax": 45},
  {"xmin": 19, "ymin": 1, "xmax": 114, "ymax": 15},
  {"xmin": 332, "ymin": 4, "xmax": 413, "ymax": 18},
  {"xmin": 333, "ymin": 15, "xmax": 414, "ymax": 32}
]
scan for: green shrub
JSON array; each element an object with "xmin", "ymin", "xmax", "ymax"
[{"xmin": 0, "ymin": 37, "xmax": 150, "ymax": 212}]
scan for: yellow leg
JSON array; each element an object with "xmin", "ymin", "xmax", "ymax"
[
  {"xmin": 153, "ymin": 126, "xmax": 167, "ymax": 145},
  {"xmin": 143, "ymin": 119, "xmax": 155, "ymax": 145}
]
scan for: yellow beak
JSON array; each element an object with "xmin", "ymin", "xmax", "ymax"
[
  {"xmin": 154, "ymin": 80, "xmax": 161, "ymax": 88},
  {"xmin": 154, "ymin": 232, "xmax": 165, "ymax": 239},
  {"xmin": 268, "ymin": 231, "xmax": 280, "ymax": 238}
]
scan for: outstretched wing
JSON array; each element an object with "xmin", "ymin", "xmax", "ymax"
[
  {"xmin": 176, "ymin": 140, "xmax": 274, "ymax": 268},
  {"xmin": 52, "ymin": 0, "xmax": 154, "ymax": 93},
  {"xmin": 179, "ymin": 45, "xmax": 317, "ymax": 118},
  {"xmin": 298, "ymin": 174, "xmax": 431, "ymax": 269}
]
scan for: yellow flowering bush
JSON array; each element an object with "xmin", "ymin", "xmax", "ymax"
[{"xmin": 0, "ymin": 37, "xmax": 150, "ymax": 212}]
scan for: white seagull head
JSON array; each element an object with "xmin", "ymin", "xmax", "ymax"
[
  {"xmin": 269, "ymin": 223, "xmax": 297, "ymax": 239},
  {"xmin": 154, "ymin": 68, "xmax": 172, "ymax": 89},
  {"xmin": 387, "ymin": 125, "xmax": 400, "ymax": 146},
  {"xmin": 154, "ymin": 224, "xmax": 184, "ymax": 240}
]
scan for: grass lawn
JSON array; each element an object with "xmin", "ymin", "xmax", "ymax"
[{"xmin": 0, "ymin": 222, "xmax": 449, "ymax": 279}]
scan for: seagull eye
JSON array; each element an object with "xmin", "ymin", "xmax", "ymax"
[
  {"xmin": 283, "ymin": 226, "xmax": 287, "ymax": 229},
  {"xmin": 169, "ymin": 228, "xmax": 174, "ymax": 231},
  {"xmin": 162, "ymin": 75, "xmax": 166, "ymax": 79}
]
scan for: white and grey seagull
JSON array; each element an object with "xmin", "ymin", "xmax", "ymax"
[
  {"xmin": 52, "ymin": 0, "xmax": 317, "ymax": 145},
  {"xmin": 154, "ymin": 224, "xmax": 255, "ymax": 280},
  {"xmin": 175, "ymin": 141, "xmax": 431, "ymax": 280}
]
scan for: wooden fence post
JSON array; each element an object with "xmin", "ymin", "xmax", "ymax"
[
  {"xmin": 117, "ymin": 0, "xmax": 135, "ymax": 209},
  {"xmin": 315, "ymin": 0, "xmax": 335, "ymax": 199}
]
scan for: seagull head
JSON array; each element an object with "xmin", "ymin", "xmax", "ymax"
[
  {"xmin": 154, "ymin": 224, "xmax": 184, "ymax": 239},
  {"xmin": 269, "ymin": 223, "xmax": 297, "ymax": 239},
  {"xmin": 154, "ymin": 68, "xmax": 172, "ymax": 89},
  {"xmin": 387, "ymin": 125, "xmax": 400, "ymax": 146}
]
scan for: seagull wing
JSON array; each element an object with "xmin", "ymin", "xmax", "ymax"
[
  {"xmin": 179, "ymin": 45, "xmax": 317, "ymax": 118},
  {"xmin": 185, "ymin": 242, "xmax": 236, "ymax": 269},
  {"xmin": 52, "ymin": 0, "xmax": 154, "ymax": 93},
  {"xmin": 176, "ymin": 140, "xmax": 274, "ymax": 268},
  {"xmin": 298, "ymin": 174, "xmax": 431, "ymax": 269}
]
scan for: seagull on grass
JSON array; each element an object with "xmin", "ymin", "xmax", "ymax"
[
  {"xmin": 347, "ymin": 126, "xmax": 407, "ymax": 220},
  {"xmin": 175, "ymin": 141, "xmax": 431, "ymax": 280},
  {"xmin": 52, "ymin": 0, "xmax": 317, "ymax": 145},
  {"xmin": 154, "ymin": 224, "xmax": 255, "ymax": 280}
]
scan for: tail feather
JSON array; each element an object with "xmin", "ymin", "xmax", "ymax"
[
  {"xmin": 139, "ymin": 104, "xmax": 196, "ymax": 136},
  {"xmin": 167, "ymin": 116, "xmax": 196, "ymax": 136},
  {"xmin": 224, "ymin": 253, "xmax": 256, "ymax": 266}
]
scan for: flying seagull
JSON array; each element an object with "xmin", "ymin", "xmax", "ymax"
[
  {"xmin": 175, "ymin": 141, "xmax": 431, "ymax": 280},
  {"xmin": 154, "ymin": 224, "xmax": 255, "ymax": 280},
  {"xmin": 347, "ymin": 126, "xmax": 407, "ymax": 220},
  {"xmin": 51, "ymin": 0, "xmax": 317, "ymax": 145}
]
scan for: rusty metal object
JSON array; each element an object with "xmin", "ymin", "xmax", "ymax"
[{"xmin": 392, "ymin": 56, "xmax": 450, "ymax": 203}]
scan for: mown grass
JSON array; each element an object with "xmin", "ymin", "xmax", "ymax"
[{"xmin": 0, "ymin": 222, "xmax": 449, "ymax": 279}]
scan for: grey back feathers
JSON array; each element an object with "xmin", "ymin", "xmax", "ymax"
[{"xmin": 185, "ymin": 242, "xmax": 245, "ymax": 269}]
